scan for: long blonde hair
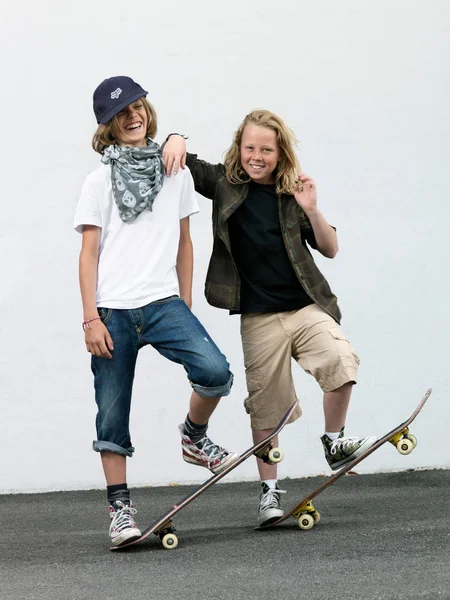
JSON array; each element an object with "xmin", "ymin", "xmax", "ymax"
[
  {"xmin": 91, "ymin": 98, "xmax": 158, "ymax": 154},
  {"xmin": 224, "ymin": 110, "xmax": 301, "ymax": 195}
]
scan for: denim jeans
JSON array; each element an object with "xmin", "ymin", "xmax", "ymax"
[{"xmin": 91, "ymin": 296, "xmax": 233, "ymax": 457}]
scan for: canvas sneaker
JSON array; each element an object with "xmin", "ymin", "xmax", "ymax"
[
  {"xmin": 179, "ymin": 424, "xmax": 239, "ymax": 474},
  {"xmin": 321, "ymin": 428, "xmax": 377, "ymax": 471},
  {"xmin": 109, "ymin": 500, "xmax": 142, "ymax": 546},
  {"xmin": 257, "ymin": 482, "xmax": 286, "ymax": 526}
]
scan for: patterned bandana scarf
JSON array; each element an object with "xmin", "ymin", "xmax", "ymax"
[{"xmin": 101, "ymin": 139, "xmax": 164, "ymax": 222}]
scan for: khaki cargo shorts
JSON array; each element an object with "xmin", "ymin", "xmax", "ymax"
[{"xmin": 240, "ymin": 304, "xmax": 360, "ymax": 430}]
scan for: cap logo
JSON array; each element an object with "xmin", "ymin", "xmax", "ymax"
[{"xmin": 110, "ymin": 87, "xmax": 122, "ymax": 100}]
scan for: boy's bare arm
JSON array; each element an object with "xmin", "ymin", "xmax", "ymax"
[
  {"xmin": 306, "ymin": 210, "xmax": 339, "ymax": 259},
  {"xmin": 79, "ymin": 226, "xmax": 114, "ymax": 358},
  {"xmin": 176, "ymin": 217, "xmax": 194, "ymax": 309},
  {"xmin": 79, "ymin": 226, "xmax": 101, "ymax": 320}
]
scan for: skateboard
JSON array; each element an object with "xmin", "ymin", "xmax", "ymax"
[
  {"xmin": 257, "ymin": 388, "xmax": 432, "ymax": 531},
  {"xmin": 112, "ymin": 400, "xmax": 299, "ymax": 550}
]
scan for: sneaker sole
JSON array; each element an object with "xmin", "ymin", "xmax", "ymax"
[
  {"xmin": 210, "ymin": 453, "xmax": 240, "ymax": 475},
  {"xmin": 329, "ymin": 435, "xmax": 378, "ymax": 471},
  {"xmin": 111, "ymin": 528, "xmax": 142, "ymax": 547},
  {"xmin": 183, "ymin": 452, "xmax": 240, "ymax": 475},
  {"xmin": 257, "ymin": 508, "xmax": 284, "ymax": 527},
  {"xmin": 182, "ymin": 452, "xmax": 212, "ymax": 469}
]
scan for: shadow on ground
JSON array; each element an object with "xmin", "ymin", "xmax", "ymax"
[{"xmin": 1, "ymin": 470, "xmax": 449, "ymax": 600}]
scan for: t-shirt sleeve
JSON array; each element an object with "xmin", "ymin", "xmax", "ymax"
[
  {"xmin": 179, "ymin": 167, "xmax": 200, "ymax": 220},
  {"xmin": 301, "ymin": 217, "xmax": 336, "ymax": 251},
  {"xmin": 303, "ymin": 227, "xmax": 317, "ymax": 249},
  {"xmin": 299, "ymin": 210, "xmax": 317, "ymax": 249},
  {"xmin": 299, "ymin": 203, "xmax": 337, "ymax": 250},
  {"xmin": 73, "ymin": 174, "xmax": 103, "ymax": 233}
]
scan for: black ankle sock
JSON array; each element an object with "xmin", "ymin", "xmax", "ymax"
[
  {"xmin": 107, "ymin": 483, "xmax": 130, "ymax": 505},
  {"xmin": 183, "ymin": 414, "xmax": 208, "ymax": 443}
]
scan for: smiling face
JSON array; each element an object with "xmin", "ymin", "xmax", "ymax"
[
  {"xmin": 240, "ymin": 124, "xmax": 280, "ymax": 185},
  {"xmin": 114, "ymin": 98, "xmax": 148, "ymax": 147}
]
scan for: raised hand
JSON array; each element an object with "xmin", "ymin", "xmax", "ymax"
[{"xmin": 294, "ymin": 173, "xmax": 317, "ymax": 215}]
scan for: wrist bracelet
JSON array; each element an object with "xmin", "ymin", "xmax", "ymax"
[
  {"xmin": 82, "ymin": 316, "xmax": 101, "ymax": 331},
  {"xmin": 165, "ymin": 133, "xmax": 189, "ymax": 141}
]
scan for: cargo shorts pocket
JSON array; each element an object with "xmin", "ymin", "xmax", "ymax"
[
  {"xmin": 329, "ymin": 327, "xmax": 360, "ymax": 370},
  {"xmin": 243, "ymin": 369, "xmax": 265, "ymax": 415}
]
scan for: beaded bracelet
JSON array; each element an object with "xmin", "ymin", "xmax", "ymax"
[{"xmin": 82, "ymin": 316, "xmax": 101, "ymax": 331}]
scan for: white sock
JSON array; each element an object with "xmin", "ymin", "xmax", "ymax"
[
  {"xmin": 325, "ymin": 431, "xmax": 340, "ymax": 441},
  {"xmin": 262, "ymin": 479, "xmax": 277, "ymax": 489}
]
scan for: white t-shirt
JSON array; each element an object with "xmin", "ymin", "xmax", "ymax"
[{"xmin": 74, "ymin": 164, "xmax": 199, "ymax": 309}]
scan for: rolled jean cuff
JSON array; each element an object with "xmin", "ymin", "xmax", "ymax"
[
  {"xmin": 191, "ymin": 373, "xmax": 234, "ymax": 398},
  {"xmin": 92, "ymin": 440, "xmax": 135, "ymax": 457}
]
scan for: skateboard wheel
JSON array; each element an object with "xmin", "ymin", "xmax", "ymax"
[
  {"xmin": 268, "ymin": 447, "xmax": 284, "ymax": 464},
  {"xmin": 161, "ymin": 533, "xmax": 178, "ymax": 549},
  {"xmin": 312, "ymin": 510, "xmax": 321, "ymax": 524},
  {"xmin": 396, "ymin": 438, "xmax": 414, "ymax": 455},
  {"xmin": 297, "ymin": 513, "xmax": 315, "ymax": 530},
  {"xmin": 405, "ymin": 434, "xmax": 417, "ymax": 449}
]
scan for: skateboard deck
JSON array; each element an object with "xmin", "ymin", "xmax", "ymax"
[
  {"xmin": 257, "ymin": 388, "xmax": 432, "ymax": 531},
  {"xmin": 111, "ymin": 400, "xmax": 299, "ymax": 550}
]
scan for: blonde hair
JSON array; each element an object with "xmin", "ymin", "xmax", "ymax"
[
  {"xmin": 224, "ymin": 109, "xmax": 301, "ymax": 195},
  {"xmin": 92, "ymin": 97, "xmax": 158, "ymax": 154}
]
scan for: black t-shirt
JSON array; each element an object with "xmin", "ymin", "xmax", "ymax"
[{"xmin": 228, "ymin": 181, "xmax": 314, "ymax": 314}]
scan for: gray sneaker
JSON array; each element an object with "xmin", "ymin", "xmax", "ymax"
[
  {"xmin": 257, "ymin": 483, "xmax": 286, "ymax": 526},
  {"xmin": 321, "ymin": 428, "xmax": 377, "ymax": 471}
]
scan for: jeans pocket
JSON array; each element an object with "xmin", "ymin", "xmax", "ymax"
[
  {"xmin": 150, "ymin": 295, "xmax": 180, "ymax": 305},
  {"xmin": 98, "ymin": 307, "xmax": 113, "ymax": 324}
]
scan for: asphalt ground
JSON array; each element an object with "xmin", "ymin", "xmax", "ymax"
[{"xmin": 1, "ymin": 469, "xmax": 449, "ymax": 600}]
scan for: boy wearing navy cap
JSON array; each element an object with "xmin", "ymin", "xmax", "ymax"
[{"xmin": 74, "ymin": 76, "xmax": 237, "ymax": 547}]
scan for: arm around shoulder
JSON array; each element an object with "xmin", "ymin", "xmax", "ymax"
[{"xmin": 186, "ymin": 153, "xmax": 224, "ymax": 200}]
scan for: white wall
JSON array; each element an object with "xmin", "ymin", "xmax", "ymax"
[{"xmin": 0, "ymin": 0, "xmax": 449, "ymax": 493}]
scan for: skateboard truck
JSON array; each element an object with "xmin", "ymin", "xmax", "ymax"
[
  {"xmin": 256, "ymin": 389, "xmax": 431, "ymax": 533},
  {"xmin": 292, "ymin": 501, "xmax": 321, "ymax": 530},
  {"xmin": 112, "ymin": 401, "xmax": 298, "ymax": 551},
  {"xmin": 388, "ymin": 427, "xmax": 417, "ymax": 455},
  {"xmin": 155, "ymin": 520, "xmax": 178, "ymax": 549},
  {"xmin": 254, "ymin": 444, "xmax": 284, "ymax": 465},
  {"xmin": 152, "ymin": 443, "xmax": 284, "ymax": 549},
  {"xmin": 289, "ymin": 424, "xmax": 419, "ymax": 531}
]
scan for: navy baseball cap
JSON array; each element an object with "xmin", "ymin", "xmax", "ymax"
[{"xmin": 93, "ymin": 76, "xmax": 148, "ymax": 124}]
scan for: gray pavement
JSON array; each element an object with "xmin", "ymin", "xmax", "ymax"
[{"xmin": 1, "ymin": 469, "xmax": 449, "ymax": 600}]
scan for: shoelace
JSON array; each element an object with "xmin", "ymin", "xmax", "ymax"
[
  {"xmin": 330, "ymin": 437, "xmax": 360, "ymax": 455},
  {"xmin": 260, "ymin": 488, "xmax": 286, "ymax": 509},
  {"xmin": 109, "ymin": 501, "xmax": 137, "ymax": 534},
  {"xmin": 196, "ymin": 436, "xmax": 226, "ymax": 459}
]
